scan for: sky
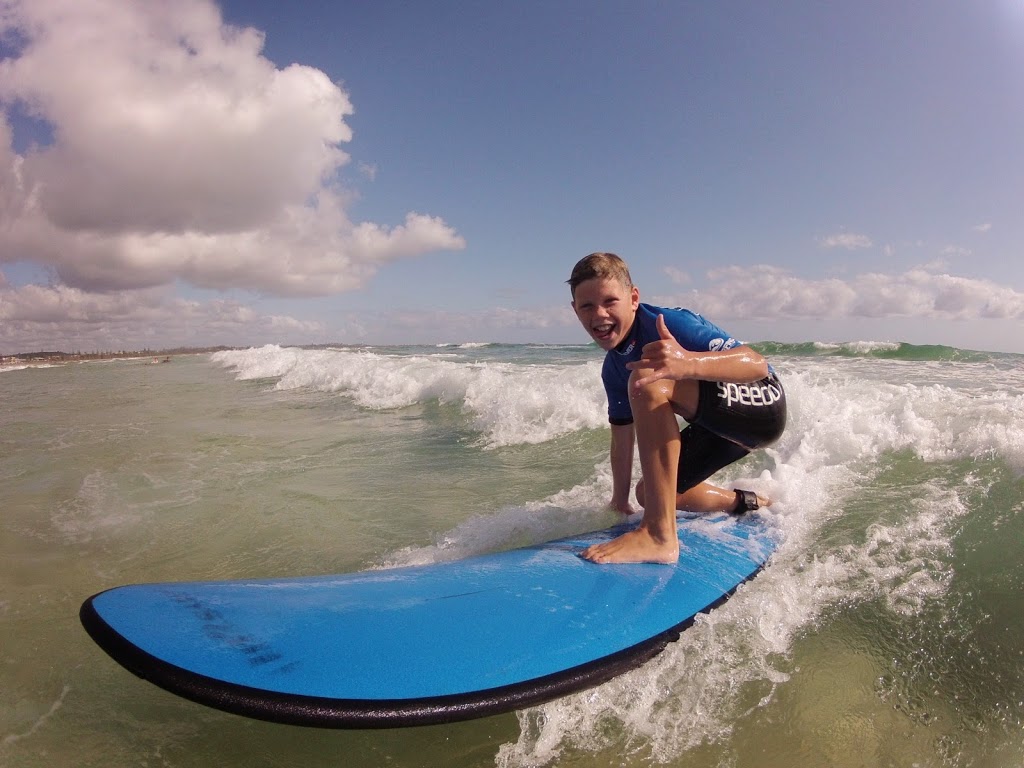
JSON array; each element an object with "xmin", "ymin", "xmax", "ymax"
[{"xmin": 1, "ymin": 0, "xmax": 1023, "ymax": 354}]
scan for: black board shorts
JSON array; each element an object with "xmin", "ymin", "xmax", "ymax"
[{"xmin": 676, "ymin": 371, "xmax": 787, "ymax": 493}]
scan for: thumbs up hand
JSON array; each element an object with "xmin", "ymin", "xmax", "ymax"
[{"xmin": 625, "ymin": 314, "xmax": 696, "ymax": 389}]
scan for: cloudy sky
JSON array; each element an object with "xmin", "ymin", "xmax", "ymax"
[{"xmin": 2, "ymin": 0, "xmax": 1023, "ymax": 354}]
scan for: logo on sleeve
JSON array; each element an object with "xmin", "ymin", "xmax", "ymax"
[{"xmin": 709, "ymin": 338, "xmax": 740, "ymax": 352}]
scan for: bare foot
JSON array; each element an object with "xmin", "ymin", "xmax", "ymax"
[{"xmin": 581, "ymin": 527, "xmax": 679, "ymax": 564}]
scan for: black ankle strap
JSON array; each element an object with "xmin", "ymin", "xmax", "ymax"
[{"xmin": 734, "ymin": 489, "xmax": 759, "ymax": 513}]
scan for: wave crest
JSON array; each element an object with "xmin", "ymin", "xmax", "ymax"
[{"xmin": 212, "ymin": 345, "xmax": 607, "ymax": 447}]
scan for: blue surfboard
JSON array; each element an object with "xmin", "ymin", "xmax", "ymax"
[{"xmin": 80, "ymin": 512, "xmax": 775, "ymax": 728}]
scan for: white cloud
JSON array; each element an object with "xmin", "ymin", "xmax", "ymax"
[
  {"xmin": 972, "ymin": 222, "xmax": 992, "ymax": 233},
  {"xmin": 919, "ymin": 258, "xmax": 950, "ymax": 272},
  {"xmin": 6, "ymin": 257, "xmax": 1021, "ymax": 353},
  {"xmin": 0, "ymin": 0, "xmax": 464, "ymax": 298},
  {"xmin": 940, "ymin": 245, "xmax": 972, "ymax": 258},
  {"xmin": 819, "ymin": 232, "xmax": 873, "ymax": 250},
  {"xmin": 369, "ymin": 305, "xmax": 577, "ymax": 338},
  {"xmin": 654, "ymin": 265, "xmax": 1024, "ymax": 322},
  {"xmin": 0, "ymin": 281, "xmax": 326, "ymax": 351},
  {"xmin": 359, "ymin": 162, "xmax": 378, "ymax": 181},
  {"xmin": 663, "ymin": 266, "xmax": 691, "ymax": 285}
]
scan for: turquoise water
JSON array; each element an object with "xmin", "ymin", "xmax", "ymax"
[{"xmin": 2, "ymin": 342, "xmax": 1023, "ymax": 767}]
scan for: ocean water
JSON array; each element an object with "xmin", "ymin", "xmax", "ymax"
[{"xmin": 1, "ymin": 341, "xmax": 1023, "ymax": 768}]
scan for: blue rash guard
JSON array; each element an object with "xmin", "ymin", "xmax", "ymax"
[
  {"xmin": 600, "ymin": 304, "xmax": 786, "ymax": 493},
  {"xmin": 602, "ymin": 303, "xmax": 741, "ymax": 426}
]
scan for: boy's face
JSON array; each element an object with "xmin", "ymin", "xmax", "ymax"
[{"xmin": 571, "ymin": 277, "xmax": 640, "ymax": 351}]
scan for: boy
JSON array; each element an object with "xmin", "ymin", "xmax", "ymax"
[{"xmin": 568, "ymin": 252, "xmax": 786, "ymax": 564}]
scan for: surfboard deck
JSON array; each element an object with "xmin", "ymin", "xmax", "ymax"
[{"xmin": 80, "ymin": 512, "xmax": 776, "ymax": 728}]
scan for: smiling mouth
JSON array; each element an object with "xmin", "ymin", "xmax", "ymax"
[{"xmin": 592, "ymin": 322, "xmax": 615, "ymax": 342}]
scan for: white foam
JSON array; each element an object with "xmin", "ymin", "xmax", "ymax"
[
  {"xmin": 496, "ymin": 481, "xmax": 971, "ymax": 766},
  {"xmin": 377, "ymin": 462, "xmax": 619, "ymax": 569},
  {"xmin": 768, "ymin": 361, "xmax": 1024, "ymax": 473},
  {"xmin": 213, "ymin": 346, "xmax": 607, "ymax": 448},
  {"xmin": 212, "ymin": 347, "xmax": 1024, "ymax": 463},
  {"xmin": 810, "ymin": 340, "xmax": 900, "ymax": 354},
  {"xmin": 843, "ymin": 340, "xmax": 901, "ymax": 354},
  {"xmin": 0, "ymin": 363, "xmax": 62, "ymax": 372},
  {"xmin": 2, "ymin": 685, "xmax": 70, "ymax": 746},
  {"xmin": 50, "ymin": 471, "xmax": 143, "ymax": 543}
]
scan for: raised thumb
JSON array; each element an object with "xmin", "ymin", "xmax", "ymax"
[{"xmin": 656, "ymin": 314, "xmax": 672, "ymax": 340}]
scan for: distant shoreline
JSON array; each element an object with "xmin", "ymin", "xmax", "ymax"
[{"xmin": 0, "ymin": 346, "xmax": 236, "ymax": 366}]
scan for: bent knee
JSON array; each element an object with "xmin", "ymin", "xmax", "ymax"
[
  {"xmin": 627, "ymin": 373, "xmax": 699, "ymax": 412},
  {"xmin": 626, "ymin": 371, "xmax": 665, "ymax": 405}
]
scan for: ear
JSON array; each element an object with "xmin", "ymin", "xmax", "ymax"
[{"xmin": 630, "ymin": 285, "xmax": 640, "ymax": 308}]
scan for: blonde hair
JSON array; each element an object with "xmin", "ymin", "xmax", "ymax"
[{"xmin": 566, "ymin": 252, "xmax": 633, "ymax": 297}]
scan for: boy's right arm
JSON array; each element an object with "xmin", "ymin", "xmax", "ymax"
[{"xmin": 609, "ymin": 423, "xmax": 636, "ymax": 514}]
